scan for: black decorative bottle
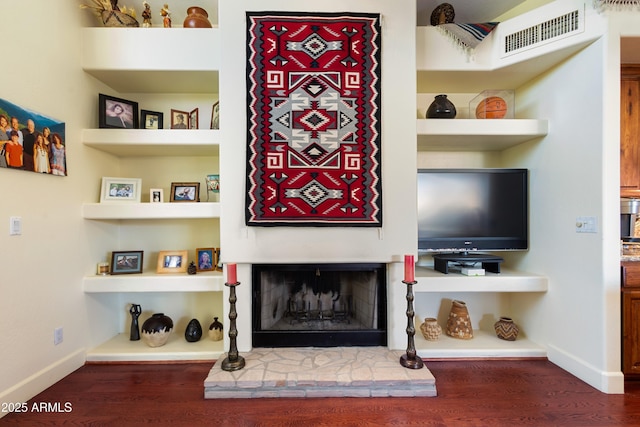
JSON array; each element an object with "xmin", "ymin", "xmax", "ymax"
[
  {"xmin": 426, "ymin": 94, "xmax": 457, "ymax": 119},
  {"xmin": 129, "ymin": 304, "xmax": 141, "ymax": 341}
]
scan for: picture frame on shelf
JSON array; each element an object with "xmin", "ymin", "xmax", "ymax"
[
  {"xmin": 100, "ymin": 177, "xmax": 142, "ymax": 203},
  {"xmin": 140, "ymin": 110, "xmax": 163, "ymax": 130},
  {"xmin": 110, "ymin": 250, "xmax": 144, "ymax": 275},
  {"xmin": 150, "ymin": 188, "xmax": 164, "ymax": 203},
  {"xmin": 170, "ymin": 182, "xmax": 200, "ymax": 202},
  {"xmin": 157, "ymin": 250, "xmax": 188, "ymax": 274},
  {"xmin": 189, "ymin": 108, "xmax": 199, "ymax": 129},
  {"xmin": 99, "ymin": 94, "xmax": 138, "ymax": 129},
  {"xmin": 170, "ymin": 109, "xmax": 189, "ymax": 129},
  {"xmin": 210, "ymin": 101, "xmax": 219, "ymax": 129},
  {"xmin": 206, "ymin": 174, "xmax": 219, "ymax": 201},
  {"xmin": 195, "ymin": 247, "xmax": 215, "ymax": 272},
  {"xmin": 215, "ymin": 247, "xmax": 222, "ymax": 271}
]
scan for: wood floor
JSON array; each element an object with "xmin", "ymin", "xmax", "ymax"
[{"xmin": 3, "ymin": 360, "xmax": 640, "ymax": 426}]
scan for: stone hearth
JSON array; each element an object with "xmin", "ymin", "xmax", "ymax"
[{"xmin": 204, "ymin": 347, "xmax": 437, "ymax": 398}]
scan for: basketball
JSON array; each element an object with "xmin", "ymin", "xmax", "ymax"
[{"xmin": 475, "ymin": 96, "xmax": 508, "ymax": 119}]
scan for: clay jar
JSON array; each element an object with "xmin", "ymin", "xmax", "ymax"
[
  {"xmin": 446, "ymin": 300, "xmax": 473, "ymax": 339},
  {"xmin": 141, "ymin": 313, "xmax": 173, "ymax": 347},
  {"xmin": 183, "ymin": 7, "xmax": 212, "ymax": 28},
  {"xmin": 494, "ymin": 316, "xmax": 520, "ymax": 341},
  {"xmin": 420, "ymin": 317, "xmax": 442, "ymax": 341},
  {"xmin": 208, "ymin": 316, "xmax": 223, "ymax": 341},
  {"xmin": 426, "ymin": 94, "xmax": 457, "ymax": 119}
]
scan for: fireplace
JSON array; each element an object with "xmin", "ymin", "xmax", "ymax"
[{"xmin": 251, "ymin": 263, "xmax": 387, "ymax": 347}]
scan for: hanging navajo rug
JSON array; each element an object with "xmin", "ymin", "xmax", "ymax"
[{"xmin": 245, "ymin": 12, "xmax": 382, "ymax": 226}]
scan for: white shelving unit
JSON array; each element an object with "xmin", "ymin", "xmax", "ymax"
[
  {"xmin": 415, "ymin": 267, "xmax": 548, "ymax": 293},
  {"xmin": 82, "ymin": 202, "xmax": 220, "ymax": 220},
  {"xmin": 83, "ymin": 271, "xmax": 225, "ymax": 293}
]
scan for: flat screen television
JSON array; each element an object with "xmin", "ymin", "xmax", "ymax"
[{"xmin": 417, "ymin": 168, "xmax": 528, "ymax": 254}]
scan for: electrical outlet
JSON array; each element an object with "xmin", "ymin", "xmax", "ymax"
[
  {"xmin": 9, "ymin": 216, "xmax": 21, "ymax": 236},
  {"xmin": 54, "ymin": 327, "xmax": 63, "ymax": 345},
  {"xmin": 576, "ymin": 216, "xmax": 598, "ymax": 233}
]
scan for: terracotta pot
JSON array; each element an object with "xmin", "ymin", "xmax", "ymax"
[
  {"xmin": 494, "ymin": 316, "xmax": 520, "ymax": 341},
  {"xmin": 420, "ymin": 317, "xmax": 442, "ymax": 341},
  {"xmin": 446, "ymin": 300, "xmax": 473, "ymax": 339},
  {"xmin": 183, "ymin": 7, "xmax": 212, "ymax": 28}
]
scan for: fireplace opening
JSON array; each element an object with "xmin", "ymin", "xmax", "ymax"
[{"xmin": 252, "ymin": 263, "xmax": 387, "ymax": 347}]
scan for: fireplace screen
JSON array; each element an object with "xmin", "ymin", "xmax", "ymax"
[{"xmin": 252, "ymin": 263, "xmax": 387, "ymax": 347}]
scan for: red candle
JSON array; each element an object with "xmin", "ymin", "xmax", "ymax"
[
  {"xmin": 404, "ymin": 255, "xmax": 415, "ymax": 282},
  {"xmin": 227, "ymin": 263, "xmax": 237, "ymax": 284}
]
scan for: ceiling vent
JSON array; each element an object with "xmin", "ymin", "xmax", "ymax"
[{"xmin": 502, "ymin": 8, "xmax": 584, "ymax": 57}]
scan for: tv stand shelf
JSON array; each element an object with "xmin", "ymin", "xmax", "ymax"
[
  {"xmin": 415, "ymin": 266, "xmax": 548, "ymax": 293},
  {"xmin": 432, "ymin": 253, "xmax": 504, "ymax": 274}
]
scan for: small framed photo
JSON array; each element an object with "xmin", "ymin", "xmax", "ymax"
[
  {"xmin": 170, "ymin": 182, "xmax": 200, "ymax": 202},
  {"xmin": 206, "ymin": 174, "xmax": 220, "ymax": 192},
  {"xmin": 150, "ymin": 188, "xmax": 164, "ymax": 203},
  {"xmin": 141, "ymin": 110, "xmax": 163, "ymax": 130},
  {"xmin": 210, "ymin": 101, "xmax": 219, "ymax": 129},
  {"xmin": 110, "ymin": 250, "xmax": 144, "ymax": 275},
  {"xmin": 189, "ymin": 108, "xmax": 199, "ymax": 129},
  {"xmin": 100, "ymin": 177, "xmax": 142, "ymax": 203},
  {"xmin": 157, "ymin": 250, "xmax": 188, "ymax": 274},
  {"xmin": 196, "ymin": 247, "xmax": 215, "ymax": 272},
  {"xmin": 99, "ymin": 94, "xmax": 139, "ymax": 129},
  {"xmin": 171, "ymin": 109, "xmax": 189, "ymax": 129}
]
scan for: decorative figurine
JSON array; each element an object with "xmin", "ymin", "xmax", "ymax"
[
  {"xmin": 141, "ymin": 1, "xmax": 152, "ymax": 27},
  {"xmin": 129, "ymin": 303, "xmax": 142, "ymax": 341},
  {"xmin": 161, "ymin": 4, "xmax": 171, "ymax": 28},
  {"xmin": 188, "ymin": 261, "xmax": 197, "ymax": 275}
]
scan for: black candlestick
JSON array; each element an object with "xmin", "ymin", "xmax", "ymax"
[
  {"xmin": 400, "ymin": 280, "xmax": 424, "ymax": 369},
  {"xmin": 221, "ymin": 281, "xmax": 245, "ymax": 372}
]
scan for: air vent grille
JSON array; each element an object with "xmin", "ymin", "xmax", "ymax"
[{"xmin": 504, "ymin": 9, "xmax": 581, "ymax": 56}]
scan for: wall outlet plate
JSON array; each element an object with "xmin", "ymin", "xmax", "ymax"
[{"xmin": 576, "ymin": 216, "xmax": 598, "ymax": 233}]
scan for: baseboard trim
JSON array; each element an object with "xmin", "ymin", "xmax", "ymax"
[
  {"xmin": 0, "ymin": 349, "xmax": 85, "ymax": 418},
  {"xmin": 547, "ymin": 344, "xmax": 624, "ymax": 394}
]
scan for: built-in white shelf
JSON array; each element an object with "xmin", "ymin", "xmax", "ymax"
[
  {"xmin": 416, "ymin": 330, "xmax": 546, "ymax": 359},
  {"xmin": 82, "ymin": 202, "xmax": 220, "ymax": 220},
  {"xmin": 415, "ymin": 267, "xmax": 548, "ymax": 293},
  {"xmin": 417, "ymin": 119, "xmax": 549, "ymax": 151},
  {"xmin": 85, "ymin": 333, "xmax": 224, "ymax": 362},
  {"xmin": 82, "ymin": 129, "xmax": 219, "ymax": 157},
  {"xmin": 82, "ymin": 27, "xmax": 220, "ymax": 93},
  {"xmin": 83, "ymin": 271, "xmax": 224, "ymax": 293}
]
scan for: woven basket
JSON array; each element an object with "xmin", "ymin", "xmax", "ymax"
[{"xmin": 101, "ymin": 10, "xmax": 139, "ymax": 27}]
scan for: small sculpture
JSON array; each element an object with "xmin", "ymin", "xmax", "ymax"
[
  {"xmin": 161, "ymin": 4, "xmax": 172, "ymax": 28},
  {"xmin": 188, "ymin": 261, "xmax": 197, "ymax": 275},
  {"xmin": 129, "ymin": 303, "xmax": 142, "ymax": 341},
  {"xmin": 141, "ymin": 1, "xmax": 152, "ymax": 27}
]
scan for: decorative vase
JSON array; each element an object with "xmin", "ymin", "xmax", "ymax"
[
  {"xmin": 129, "ymin": 304, "xmax": 141, "ymax": 341},
  {"xmin": 183, "ymin": 6, "xmax": 212, "ymax": 28},
  {"xmin": 185, "ymin": 318, "xmax": 203, "ymax": 342},
  {"xmin": 426, "ymin": 94, "xmax": 457, "ymax": 119},
  {"xmin": 494, "ymin": 316, "xmax": 520, "ymax": 341},
  {"xmin": 188, "ymin": 262, "xmax": 197, "ymax": 275},
  {"xmin": 419, "ymin": 317, "xmax": 442, "ymax": 341},
  {"xmin": 141, "ymin": 313, "xmax": 173, "ymax": 347},
  {"xmin": 208, "ymin": 316, "xmax": 223, "ymax": 341},
  {"xmin": 446, "ymin": 300, "xmax": 473, "ymax": 339}
]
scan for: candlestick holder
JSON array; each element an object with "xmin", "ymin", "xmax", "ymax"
[
  {"xmin": 400, "ymin": 280, "xmax": 424, "ymax": 369},
  {"xmin": 221, "ymin": 281, "xmax": 246, "ymax": 372}
]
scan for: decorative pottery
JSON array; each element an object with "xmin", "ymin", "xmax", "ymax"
[
  {"xmin": 101, "ymin": 10, "xmax": 139, "ymax": 27},
  {"xmin": 208, "ymin": 316, "xmax": 223, "ymax": 341},
  {"xmin": 188, "ymin": 261, "xmax": 197, "ymax": 275},
  {"xmin": 141, "ymin": 313, "xmax": 173, "ymax": 347},
  {"xmin": 183, "ymin": 6, "xmax": 212, "ymax": 28},
  {"xmin": 129, "ymin": 304, "xmax": 141, "ymax": 341},
  {"xmin": 426, "ymin": 94, "xmax": 457, "ymax": 119},
  {"xmin": 494, "ymin": 316, "xmax": 520, "ymax": 341},
  {"xmin": 185, "ymin": 318, "xmax": 203, "ymax": 342},
  {"xmin": 446, "ymin": 300, "xmax": 473, "ymax": 339},
  {"xmin": 419, "ymin": 317, "xmax": 442, "ymax": 341},
  {"xmin": 430, "ymin": 3, "xmax": 455, "ymax": 26}
]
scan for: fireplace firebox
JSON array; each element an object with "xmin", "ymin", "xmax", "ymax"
[{"xmin": 252, "ymin": 263, "xmax": 387, "ymax": 347}]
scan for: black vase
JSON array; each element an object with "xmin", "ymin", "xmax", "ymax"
[
  {"xmin": 141, "ymin": 313, "xmax": 173, "ymax": 347},
  {"xmin": 129, "ymin": 304, "xmax": 141, "ymax": 341},
  {"xmin": 426, "ymin": 94, "xmax": 457, "ymax": 119},
  {"xmin": 185, "ymin": 318, "xmax": 203, "ymax": 342}
]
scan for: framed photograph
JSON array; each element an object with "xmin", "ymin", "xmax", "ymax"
[
  {"xmin": 170, "ymin": 182, "xmax": 200, "ymax": 202},
  {"xmin": 141, "ymin": 110, "xmax": 163, "ymax": 130},
  {"xmin": 150, "ymin": 188, "xmax": 164, "ymax": 203},
  {"xmin": 157, "ymin": 250, "xmax": 188, "ymax": 274},
  {"xmin": 196, "ymin": 247, "xmax": 215, "ymax": 272},
  {"xmin": 110, "ymin": 250, "xmax": 144, "ymax": 275},
  {"xmin": 215, "ymin": 247, "xmax": 223, "ymax": 271},
  {"xmin": 100, "ymin": 177, "xmax": 142, "ymax": 203},
  {"xmin": 206, "ymin": 174, "xmax": 220, "ymax": 192},
  {"xmin": 189, "ymin": 108, "xmax": 199, "ymax": 129},
  {"xmin": 171, "ymin": 109, "xmax": 189, "ymax": 129},
  {"xmin": 210, "ymin": 101, "xmax": 219, "ymax": 129},
  {"xmin": 99, "ymin": 94, "xmax": 139, "ymax": 129}
]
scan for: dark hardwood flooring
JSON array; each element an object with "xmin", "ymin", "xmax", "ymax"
[{"xmin": 2, "ymin": 360, "xmax": 640, "ymax": 426}]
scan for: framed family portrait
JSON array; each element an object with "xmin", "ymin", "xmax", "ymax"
[
  {"xmin": 196, "ymin": 247, "xmax": 215, "ymax": 272},
  {"xmin": 141, "ymin": 110, "xmax": 163, "ymax": 130},
  {"xmin": 170, "ymin": 109, "xmax": 189, "ymax": 129},
  {"xmin": 189, "ymin": 108, "xmax": 199, "ymax": 129},
  {"xmin": 110, "ymin": 250, "xmax": 144, "ymax": 275},
  {"xmin": 99, "ymin": 94, "xmax": 139, "ymax": 129},
  {"xmin": 157, "ymin": 250, "xmax": 188, "ymax": 274},
  {"xmin": 170, "ymin": 182, "xmax": 200, "ymax": 202},
  {"xmin": 150, "ymin": 188, "xmax": 164, "ymax": 203},
  {"xmin": 210, "ymin": 101, "xmax": 219, "ymax": 129},
  {"xmin": 100, "ymin": 177, "xmax": 142, "ymax": 203}
]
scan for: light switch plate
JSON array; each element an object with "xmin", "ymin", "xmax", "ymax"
[
  {"xmin": 576, "ymin": 216, "xmax": 597, "ymax": 233},
  {"xmin": 9, "ymin": 216, "xmax": 21, "ymax": 236}
]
